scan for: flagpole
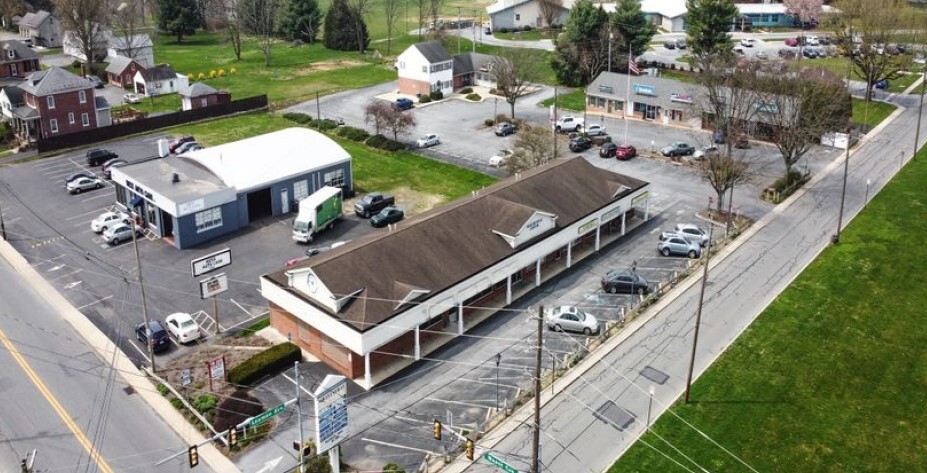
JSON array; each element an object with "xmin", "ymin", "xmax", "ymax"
[{"xmin": 624, "ymin": 42, "xmax": 632, "ymax": 146}]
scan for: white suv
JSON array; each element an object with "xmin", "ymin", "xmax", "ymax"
[{"xmin": 674, "ymin": 223, "xmax": 710, "ymax": 247}]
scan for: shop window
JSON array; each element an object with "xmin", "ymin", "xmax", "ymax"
[
  {"xmin": 294, "ymin": 180, "xmax": 309, "ymax": 200},
  {"xmin": 194, "ymin": 207, "xmax": 223, "ymax": 233},
  {"xmin": 115, "ymin": 187, "xmax": 128, "ymax": 206},
  {"xmin": 323, "ymin": 169, "xmax": 345, "ymax": 187}
]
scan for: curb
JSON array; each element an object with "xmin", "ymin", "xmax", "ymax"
[{"xmin": 0, "ymin": 239, "xmax": 241, "ymax": 473}]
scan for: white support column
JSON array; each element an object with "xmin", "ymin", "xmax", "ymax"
[
  {"xmin": 644, "ymin": 196, "xmax": 650, "ymax": 221},
  {"xmin": 414, "ymin": 325, "xmax": 421, "ymax": 360},
  {"xmin": 506, "ymin": 274, "xmax": 512, "ymax": 305},
  {"xmin": 595, "ymin": 225, "xmax": 601, "ymax": 251},
  {"xmin": 566, "ymin": 244, "xmax": 572, "ymax": 268},
  {"xmin": 621, "ymin": 212, "xmax": 627, "ymax": 235},
  {"xmin": 457, "ymin": 303, "xmax": 464, "ymax": 335},
  {"xmin": 364, "ymin": 353, "xmax": 372, "ymax": 390},
  {"xmin": 535, "ymin": 258, "xmax": 542, "ymax": 287}
]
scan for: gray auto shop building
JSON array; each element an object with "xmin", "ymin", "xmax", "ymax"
[{"xmin": 110, "ymin": 127, "xmax": 353, "ymax": 249}]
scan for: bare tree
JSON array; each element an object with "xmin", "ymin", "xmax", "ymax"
[
  {"xmin": 428, "ymin": 0, "xmax": 442, "ymax": 36},
  {"xmin": 693, "ymin": 55, "xmax": 763, "ymax": 165},
  {"xmin": 537, "ymin": 0, "xmax": 562, "ymax": 29},
  {"xmin": 364, "ymin": 100, "xmax": 393, "ymax": 135},
  {"xmin": 415, "ymin": 0, "xmax": 426, "ymax": 41},
  {"xmin": 348, "ymin": 0, "xmax": 369, "ymax": 53},
  {"xmin": 783, "ymin": 0, "xmax": 822, "ymax": 26},
  {"xmin": 506, "ymin": 124, "xmax": 554, "ymax": 173},
  {"xmin": 240, "ymin": 0, "xmax": 278, "ymax": 66},
  {"xmin": 55, "ymin": 0, "xmax": 109, "ymax": 74},
  {"xmin": 224, "ymin": 0, "xmax": 243, "ymax": 60},
  {"xmin": 699, "ymin": 152, "xmax": 749, "ymax": 215},
  {"xmin": 385, "ymin": 108, "xmax": 416, "ymax": 141},
  {"xmin": 110, "ymin": 1, "xmax": 147, "ymax": 61},
  {"xmin": 383, "ymin": 0, "xmax": 400, "ymax": 56},
  {"xmin": 490, "ymin": 48, "xmax": 542, "ymax": 119},
  {"xmin": 828, "ymin": 0, "xmax": 912, "ymax": 101},
  {"xmin": 0, "ymin": 0, "xmax": 24, "ymax": 28}
]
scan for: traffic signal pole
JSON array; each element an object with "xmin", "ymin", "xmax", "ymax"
[{"xmin": 530, "ymin": 306, "xmax": 543, "ymax": 473}]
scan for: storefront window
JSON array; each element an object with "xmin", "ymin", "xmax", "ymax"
[
  {"xmin": 195, "ymin": 207, "xmax": 223, "ymax": 233},
  {"xmin": 294, "ymin": 180, "xmax": 309, "ymax": 201},
  {"xmin": 323, "ymin": 169, "xmax": 345, "ymax": 188}
]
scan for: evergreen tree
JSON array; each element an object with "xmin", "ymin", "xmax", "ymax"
[
  {"xmin": 611, "ymin": 0, "xmax": 656, "ymax": 57},
  {"xmin": 685, "ymin": 0, "xmax": 737, "ymax": 58},
  {"xmin": 323, "ymin": 0, "xmax": 367, "ymax": 51},
  {"xmin": 158, "ymin": 0, "xmax": 200, "ymax": 42},
  {"xmin": 277, "ymin": 0, "xmax": 322, "ymax": 43},
  {"xmin": 551, "ymin": 0, "xmax": 608, "ymax": 86}
]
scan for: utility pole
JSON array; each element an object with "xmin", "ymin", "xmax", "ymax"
[
  {"xmin": 531, "ymin": 306, "xmax": 543, "ymax": 473},
  {"xmin": 551, "ymin": 88, "xmax": 558, "ymax": 162},
  {"xmin": 131, "ymin": 217, "xmax": 155, "ymax": 371},
  {"xmin": 316, "ymin": 91, "xmax": 321, "ymax": 123},
  {"xmin": 833, "ymin": 56, "xmax": 854, "ymax": 245},
  {"xmin": 457, "ymin": 7, "xmax": 461, "ymax": 55},
  {"xmin": 913, "ymin": 65, "xmax": 926, "ymax": 162},
  {"xmin": 0, "ymin": 193, "xmax": 6, "ymax": 240},
  {"xmin": 684, "ymin": 221, "xmax": 714, "ymax": 403},
  {"xmin": 608, "ymin": 31, "xmax": 613, "ymax": 73},
  {"xmin": 296, "ymin": 361, "xmax": 305, "ymax": 473},
  {"xmin": 472, "ymin": 9, "xmax": 476, "ymax": 53}
]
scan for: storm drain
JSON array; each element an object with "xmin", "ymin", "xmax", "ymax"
[
  {"xmin": 593, "ymin": 400, "xmax": 635, "ymax": 431},
  {"xmin": 640, "ymin": 366, "xmax": 669, "ymax": 385}
]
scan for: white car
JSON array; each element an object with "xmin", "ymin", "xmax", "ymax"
[
  {"xmin": 90, "ymin": 211, "xmax": 130, "ymax": 233},
  {"xmin": 740, "ymin": 37, "xmax": 756, "ymax": 47},
  {"xmin": 806, "ymin": 35, "xmax": 820, "ymax": 46},
  {"xmin": 66, "ymin": 176, "xmax": 103, "ymax": 194},
  {"xmin": 417, "ymin": 134, "xmax": 440, "ymax": 148},
  {"xmin": 489, "ymin": 149, "xmax": 513, "ymax": 167},
  {"xmin": 102, "ymin": 223, "xmax": 140, "ymax": 245},
  {"xmin": 546, "ymin": 306, "xmax": 599, "ymax": 335},
  {"xmin": 692, "ymin": 146, "xmax": 719, "ymax": 161},
  {"xmin": 585, "ymin": 124, "xmax": 607, "ymax": 136},
  {"xmin": 165, "ymin": 312, "xmax": 200, "ymax": 343},
  {"xmin": 674, "ymin": 223, "xmax": 710, "ymax": 247},
  {"xmin": 124, "ymin": 93, "xmax": 141, "ymax": 104}
]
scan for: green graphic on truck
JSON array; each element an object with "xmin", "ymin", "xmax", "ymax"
[{"xmin": 292, "ymin": 186, "xmax": 343, "ymax": 243}]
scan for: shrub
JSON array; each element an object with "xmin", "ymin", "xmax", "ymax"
[
  {"xmin": 523, "ymin": 25, "xmax": 533, "ymax": 31},
  {"xmin": 187, "ymin": 73, "xmax": 195, "ymax": 82},
  {"xmin": 193, "ymin": 394, "xmax": 218, "ymax": 414},
  {"xmin": 772, "ymin": 170, "xmax": 807, "ymax": 193},
  {"xmin": 498, "ymin": 27, "xmax": 510, "ymax": 34},
  {"xmin": 488, "ymin": 88, "xmax": 499, "ymax": 95},
  {"xmin": 459, "ymin": 87, "xmax": 473, "ymax": 94},
  {"xmin": 484, "ymin": 118, "xmax": 495, "ymax": 127},
  {"xmin": 337, "ymin": 126, "xmax": 370, "ymax": 142},
  {"xmin": 366, "ymin": 134, "xmax": 388, "ymax": 148},
  {"xmin": 209, "ymin": 70, "xmax": 217, "ymax": 78},
  {"xmin": 466, "ymin": 93, "xmax": 481, "ymax": 101},
  {"xmin": 157, "ymin": 383, "xmax": 170, "ymax": 396},
  {"xmin": 383, "ymin": 464, "xmax": 405, "ymax": 473},
  {"xmin": 511, "ymin": 118, "xmax": 526, "ymax": 129},
  {"xmin": 218, "ymin": 68, "xmax": 226, "ymax": 77},
  {"xmin": 365, "ymin": 134, "xmax": 404, "ymax": 151},
  {"xmin": 429, "ymin": 90, "xmax": 443, "ymax": 100},
  {"xmin": 71, "ymin": 59, "xmax": 81, "ymax": 69},
  {"xmin": 312, "ymin": 119, "xmax": 340, "ymax": 131},
  {"xmin": 170, "ymin": 398, "xmax": 184, "ymax": 409},
  {"xmin": 381, "ymin": 139, "xmax": 405, "ymax": 151},
  {"xmin": 283, "ymin": 112, "xmax": 313, "ymax": 124},
  {"xmin": 495, "ymin": 114, "xmax": 511, "ymax": 124},
  {"xmin": 230, "ymin": 67, "xmax": 237, "ymax": 75},
  {"xmin": 198, "ymin": 72, "xmax": 206, "ymax": 80},
  {"xmin": 227, "ymin": 342, "xmax": 302, "ymax": 386},
  {"xmin": 419, "ymin": 95, "xmax": 432, "ymax": 103}
]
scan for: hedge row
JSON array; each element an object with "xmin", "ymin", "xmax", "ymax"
[
  {"xmin": 337, "ymin": 126, "xmax": 370, "ymax": 142},
  {"xmin": 281, "ymin": 113, "xmax": 340, "ymax": 131},
  {"xmin": 228, "ymin": 342, "xmax": 302, "ymax": 386},
  {"xmin": 366, "ymin": 134, "xmax": 405, "ymax": 151}
]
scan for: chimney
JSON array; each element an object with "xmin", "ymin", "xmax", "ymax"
[{"xmin": 172, "ymin": 172, "xmax": 180, "ymax": 183}]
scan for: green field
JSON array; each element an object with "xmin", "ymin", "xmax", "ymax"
[
  {"xmin": 539, "ymin": 89, "xmax": 585, "ymax": 111},
  {"xmin": 852, "ymin": 98, "xmax": 897, "ymax": 129},
  {"xmin": 610, "ymin": 147, "xmax": 927, "ymax": 472},
  {"xmin": 492, "ymin": 30, "xmax": 556, "ymax": 41}
]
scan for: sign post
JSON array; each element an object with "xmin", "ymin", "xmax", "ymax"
[
  {"xmin": 315, "ymin": 375, "xmax": 348, "ymax": 473},
  {"xmin": 207, "ymin": 356, "xmax": 225, "ymax": 392},
  {"xmin": 192, "ymin": 249, "xmax": 231, "ymax": 335}
]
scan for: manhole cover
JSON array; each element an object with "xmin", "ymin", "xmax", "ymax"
[
  {"xmin": 640, "ymin": 366, "xmax": 669, "ymax": 385},
  {"xmin": 123, "ymin": 386, "xmax": 135, "ymax": 395},
  {"xmin": 593, "ymin": 400, "xmax": 634, "ymax": 431}
]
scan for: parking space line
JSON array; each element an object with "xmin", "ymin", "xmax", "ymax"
[
  {"xmin": 221, "ymin": 310, "xmax": 270, "ymax": 332},
  {"xmin": 423, "ymin": 397, "xmax": 492, "ymax": 410},
  {"xmin": 127, "ymin": 340, "xmax": 151, "ymax": 363},
  {"xmin": 361, "ymin": 438, "xmax": 440, "ymax": 456},
  {"xmin": 230, "ymin": 298, "xmax": 252, "ymax": 316},
  {"xmin": 44, "ymin": 167, "xmax": 83, "ymax": 177},
  {"xmin": 66, "ymin": 207, "xmax": 110, "ymax": 221},
  {"xmin": 33, "ymin": 160, "xmax": 78, "ymax": 170},
  {"xmin": 77, "ymin": 295, "xmax": 113, "ymax": 310},
  {"xmin": 49, "ymin": 268, "xmax": 83, "ymax": 281},
  {"xmin": 80, "ymin": 191, "xmax": 115, "ymax": 203}
]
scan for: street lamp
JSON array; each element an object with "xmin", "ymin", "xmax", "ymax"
[
  {"xmin": 832, "ymin": 54, "xmax": 855, "ymax": 245},
  {"xmin": 865, "ymin": 179, "xmax": 871, "ymax": 206},
  {"xmin": 495, "ymin": 353, "xmax": 502, "ymax": 412},
  {"xmin": 685, "ymin": 223, "xmax": 714, "ymax": 403}
]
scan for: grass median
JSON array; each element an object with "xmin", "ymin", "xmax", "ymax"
[{"xmin": 609, "ymin": 146, "xmax": 927, "ymax": 472}]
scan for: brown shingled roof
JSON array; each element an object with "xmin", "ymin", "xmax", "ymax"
[{"xmin": 265, "ymin": 157, "xmax": 647, "ymax": 332}]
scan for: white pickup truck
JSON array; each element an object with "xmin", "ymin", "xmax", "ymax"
[{"xmin": 555, "ymin": 116, "xmax": 584, "ymax": 133}]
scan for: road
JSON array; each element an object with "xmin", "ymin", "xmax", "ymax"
[
  {"xmin": 449, "ymin": 79, "xmax": 922, "ymax": 470},
  {"xmin": 0, "ymin": 253, "xmax": 213, "ymax": 473}
]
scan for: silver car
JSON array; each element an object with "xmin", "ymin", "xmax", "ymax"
[
  {"xmin": 102, "ymin": 223, "xmax": 140, "ymax": 245},
  {"xmin": 674, "ymin": 223, "xmax": 710, "ymax": 247},
  {"xmin": 66, "ymin": 176, "xmax": 103, "ymax": 194},
  {"xmin": 546, "ymin": 306, "xmax": 599, "ymax": 335},
  {"xmin": 658, "ymin": 234, "xmax": 701, "ymax": 258},
  {"xmin": 90, "ymin": 211, "xmax": 130, "ymax": 233},
  {"xmin": 416, "ymin": 134, "xmax": 440, "ymax": 148}
]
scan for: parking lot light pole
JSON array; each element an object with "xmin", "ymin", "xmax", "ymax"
[
  {"xmin": 685, "ymin": 223, "xmax": 714, "ymax": 403},
  {"xmin": 131, "ymin": 218, "xmax": 156, "ymax": 372},
  {"xmin": 495, "ymin": 353, "xmax": 501, "ymax": 412}
]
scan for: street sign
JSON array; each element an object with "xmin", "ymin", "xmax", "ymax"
[
  {"xmin": 191, "ymin": 248, "xmax": 232, "ymax": 277},
  {"xmin": 199, "ymin": 273, "xmax": 228, "ymax": 299},
  {"xmin": 181, "ymin": 368, "xmax": 192, "ymax": 387},
  {"xmin": 207, "ymin": 355, "xmax": 225, "ymax": 391},
  {"xmin": 483, "ymin": 452, "xmax": 519, "ymax": 473},
  {"xmin": 314, "ymin": 375, "xmax": 348, "ymax": 453},
  {"xmin": 249, "ymin": 403, "xmax": 286, "ymax": 428}
]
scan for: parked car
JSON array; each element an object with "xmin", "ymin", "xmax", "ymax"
[
  {"xmin": 67, "ymin": 176, "xmax": 103, "ymax": 194},
  {"xmin": 785, "ymin": 37, "xmax": 799, "ymax": 47},
  {"xmin": 673, "ymin": 223, "xmax": 710, "ymax": 246},
  {"xmin": 585, "ymin": 124, "xmax": 606, "ymax": 136},
  {"xmin": 778, "ymin": 48, "xmax": 797, "ymax": 59},
  {"xmin": 599, "ymin": 142, "xmax": 617, "ymax": 158},
  {"xmin": 485, "ymin": 27, "xmax": 492, "ymax": 35},
  {"xmin": 663, "ymin": 40, "xmax": 676, "ymax": 50},
  {"xmin": 600, "ymin": 269, "xmax": 650, "ymax": 294},
  {"xmin": 692, "ymin": 146, "xmax": 719, "ymax": 160},
  {"xmin": 802, "ymin": 47, "xmax": 818, "ymax": 58},
  {"xmin": 546, "ymin": 306, "xmax": 599, "ymax": 335},
  {"xmin": 135, "ymin": 320, "xmax": 170, "ymax": 353},
  {"xmin": 494, "ymin": 122, "xmax": 516, "ymax": 136},
  {"xmin": 102, "ymin": 158, "xmax": 128, "ymax": 179},
  {"xmin": 755, "ymin": 51, "xmax": 769, "ymax": 60},
  {"xmin": 354, "ymin": 192, "xmax": 395, "ymax": 218},
  {"xmin": 86, "ymin": 148, "xmax": 117, "ymax": 166},
  {"xmin": 740, "ymin": 37, "xmax": 756, "ymax": 47},
  {"xmin": 394, "ymin": 98, "xmax": 414, "ymax": 110},
  {"xmin": 615, "ymin": 144, "xmax": 637, "ymax": 160},
  {"xmin": 874, "ymin": 79, "xmax": 889, "ymax": 90},
  {"xmin": 713, "ymin": 132, "xmax": 749, "ymax": 148},
  {"xmin": 806, "ymin": 35, "xmax": 820, "ymax": 46},
  {"xmin": 661, "ymin": 142, "xmax": 695, "ymax": 157},
  {"xmin": 568, "ymin": 136, "xmax": 593, "ymax": 152},
  {"xmin": 65, "ymin": 171, "xmax": 95, "ymax": 188},
  {"xmin": 124, "ymin": 93, "xmax": 141, "ymax": 104},
  {"xmin": 658, "ymin": 234, "xmax": 701, "ymax": 258},
  {"xmin": 417, "ymin": 133, "xmax": 440, "ymax": 148},
  {"xmin": 165, "ymin": 312, "xmax": 200, "ymax": 344},
  {"xmin": 370, "ymin": 206, "xmax": 404, "ymax": 228},
  {"xmin": 175, "ymin": 141, "xmax": 200, "ymax": 154},
  {"xmin": 85, "ymin": 75, "xmax": 104, "ymax": 89},
  {"xmin": 675, "ymin": 38, "xmax": 687, "ymax": 49},
  {"xmin": 733, "ymin": 46, "xmax": 745, "ymax": 55},
  {"xmin": 168, "ymin": 136, "xmax": 195, "ymax": 153},
  {"xmin": 103, "ymin": 223, "xmax": 140, "ymax": 245},
  {"xmin": 90, "ymin": 211, "xmax": 130, "ymax": 233},
  {"xmin": 489, "ymin": 149, "xmax": 513, "ymax": 167}
]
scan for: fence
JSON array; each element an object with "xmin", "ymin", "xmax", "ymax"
[{"xmin": 36, "ymin": 95, "xmax": 269, "ymax": 153}]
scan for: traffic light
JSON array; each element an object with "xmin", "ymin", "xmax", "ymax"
[
  {"xmin": 188, "ymin": 445, "xmax": 199, "ymax": 468},
  {"xmin": 466, "ymin": 439, "xmax": 475, "ymax": 460},
  {"xmin": 228, "ymin": 427, "xmax": 238, "ymax": 448},
  {"xmin": 433, "ymin": 419, "xmax": 442, "ymax": 440},
  {"xmin": 292, "ymin": 441, "xmax": 312, "ymax": 456}
]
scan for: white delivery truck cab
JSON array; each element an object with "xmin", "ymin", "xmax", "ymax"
[{"xmin": 292, "ymin": 186, "xmax": 343, "ymax": 243}]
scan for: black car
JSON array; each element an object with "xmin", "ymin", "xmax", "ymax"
[
  {"xmin": 370, "ymin": 206, "xmax": 405, "ymax": 228},
  {"xmin": 601, "ymin": 269, "xmax": 651, "ymax": 294},
  {"xmin": 102, "ymin": 158, "xmax": 128, "ymax": 179},
  {"xmin": 136, "ymin": 320, "xmax": 171, "ymax": 353},
  {"xmin": 663, "ymin": 40, "xmax": 676, "ymax": 50},
  {"xmin": 569, "ymin": 136, "xmax": 593, "ymax": 152},
  {"xmin": 599, "ymin": 142, "xmax": 618, "ymax": 158},
  {"xmin": 86, "ymin": 148, "xmax": 118, "ymax": 166},
  {"xmin": 802, "ymin": 48, "xmax": 818, "ymax": 58},
  {"xmin": 495, "ymin": 122, "xmax": 516, "ymax": 136}
]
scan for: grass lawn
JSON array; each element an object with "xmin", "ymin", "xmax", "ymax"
[
  {"xmin": 886, "ymin": 72, "xmax": 921, "ymax": 93},
  {"xmin": 492, "ymin": 30, "xmax": 557, "ymax": 41},
  {"xmin": 851, "ymin": 98, "xmax": 897, "ymax": 129},
  {"xmin": 539, "ymin": 89, "xmax": 585, "ymax": 111},
  {"xmin": 114, "ymin": 94, "xmax": 183, "ymax": 115},
  {"xmin": 454, "ymin": 37, "xmax": 558, "ymax": 86},
  {"xmin": 610, "ymin": 144, "xmax": 927, "ymax": 472}
]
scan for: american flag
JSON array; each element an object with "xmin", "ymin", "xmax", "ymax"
[{"xmin": 629, "ymin": 57, "xmax": 640, "ymax": 75}]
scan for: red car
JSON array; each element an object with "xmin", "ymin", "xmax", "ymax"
[
  {"xmin": 168, "ymin": 136, "xmax": 195, "ymax": 153},
  {"xmin": 784, "ymin": 37, "xmax": 799, "ymax": 47},
  {"xmin": 615, "ymin": 145, "xmax": 637, "ymax": 160}
]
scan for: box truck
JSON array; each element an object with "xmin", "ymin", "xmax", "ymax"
[{"xmin": 292, "ymin": 186, "xmax": 343, "ymax": 243}]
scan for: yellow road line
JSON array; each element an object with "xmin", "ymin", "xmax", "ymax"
[{"xmin": 0, "ymin": 326, "xmax": 115, "ymax": 473}]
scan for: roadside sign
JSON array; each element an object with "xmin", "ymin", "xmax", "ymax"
[
  {"xmin": 199, "ymin": 273, "xmax": 228, "ymax": 299},
  {"xmin": 483, "ymin": 452, "xmax": 519, "ymax": 473},
  {"xmin": 191, "ymin": 248, "xmax": 232, "ymax": 277},
  {"xmin": 314, "ymin": 375, "xmax": 348, "ymax": 453},
  {"xmin": 181, "ymin": 368, "xmax": 192, "ymax": 387},
  {"xmin": 249, "ymin": 403, "xmax": 286, "ymax": 428},
  {"xmin": 207, "ymin": 355, "xmax": 225, "ymax": 391}
]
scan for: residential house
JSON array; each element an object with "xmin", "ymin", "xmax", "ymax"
[
  {"xmin": 105, "ymin": 56, "xmax": 146, "ymax": 89},
  {"xmin": 451, "ymin": 52, "xmax": 497, "ymax": 89},
  {"xmin": 62, "ymin": 30, "xmax": 109, "ymax": 63},
  {"xmin": 18, "ymin": 10, "xmax": 61, "ymax": 47},
  {"xmin": 180, "ymin": 83, "xmax": 231, "ymax": 111},
  {"xmin": 106, "ymin": 33, "xmax": 154, "ymax": 68},
  {"xmin": 0, "ymin": 40, "xmax": 41, "ymax": 84},
  {"xmin": 11, "ymin": 67, "xmax": 111, "ymax": 142},
  {"xmin": 396, "ymin": 41, "xmax": 454, "ymax": 97},
  {"xmin": 639, "ymin": 0, "xmax": 688, "ymax": 32},
  {"xmin": 0, "ymin": 86, "xmax": 24, "ymax": 122},
  {"xmin": 486, "ymin": 0, "xmax": 571, "ymax": 31},
  {"xmin": 134, "ymin": 65, "xmax": 189, "ymax": 97}
]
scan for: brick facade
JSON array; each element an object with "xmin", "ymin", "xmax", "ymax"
[
  {"xmin": 26, "ymin": 87, "xmax": 97, "ymax": 138},
  {"xmin": 398, "ymin": 77, "xmax": 431, "ymax": 97},
  {"xmin": 108, "ymin": 62, "xmax": 145, "ymax": 89},
  {"xmin": 0, "ymin": 58, "xmax": 39, "ymax": 79},
  {"xmin": 188, "ymin": 92, "xmax": 231, "ymax": 110}
]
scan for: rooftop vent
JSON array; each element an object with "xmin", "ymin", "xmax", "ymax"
[{"xmin": 172, "ymin": 172, "xmax": 180, "ymax": 183}]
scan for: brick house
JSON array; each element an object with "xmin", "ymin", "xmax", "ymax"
[
  {"xmin": 11, "ymin": 66, "xmax": 111, "ymax": 142},
  {"xmin": 18, "ymin": 10, "xmax": 61, "ymax": 48},
  {"xmin": 105, "ymin": 56, "xmax": 146, "ymax": 89},
  {"xmin": 180, "ymin": 82, "xmax": 231, "ymax": 111},
  {"xmin": 0, "ymin": 40, "xmax": 40, "ymax": 82}
]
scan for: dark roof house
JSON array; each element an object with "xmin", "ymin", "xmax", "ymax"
[{"xmin": 412, "ymin": 40, "xmax": 452, "ymax": 63}]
